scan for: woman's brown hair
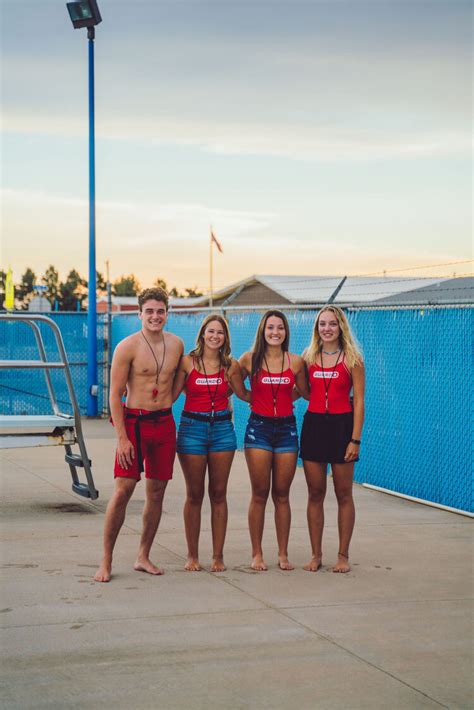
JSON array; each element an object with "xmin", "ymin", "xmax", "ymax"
[
  {"xmin": 190, "ymin": 314, "xmax": 233, "ymax": 371},
  {"xmin": 250, "ymin": 310, "xmax": 290, "ymax": 380}
]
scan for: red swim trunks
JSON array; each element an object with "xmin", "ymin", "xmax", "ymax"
[{"xmin": 113, "ymin": 407, "xmax": 176, "ymax": 481}]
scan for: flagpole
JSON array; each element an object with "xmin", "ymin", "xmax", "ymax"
[{"xmin": 209, "ymin": 225, "xmax": 213, "ymax": 307}]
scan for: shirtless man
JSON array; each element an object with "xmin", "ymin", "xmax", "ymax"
[{"xmin": 94, "ymin": 287, "xmax": 183, "ymax": 582}]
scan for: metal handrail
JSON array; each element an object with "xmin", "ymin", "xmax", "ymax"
[
  {"xmin": 0, "ymin": 313, "xmax": 98, "ymax": 498},
  {"xmin": 1, "ymin": 360, "xmax": 65, "ymax": 368}
]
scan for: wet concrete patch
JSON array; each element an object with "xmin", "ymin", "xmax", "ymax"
[{"xmin": 34, "ymin": 503, "xmax": 95, "ymax": 514}]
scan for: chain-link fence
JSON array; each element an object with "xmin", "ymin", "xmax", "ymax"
[
  {"xmin": 113, "ymin": 305, "xmax": 472, "ymax": 513},
  {"xmin": 0, "ymin": 313, "xmax": 108, "ymax": 416},
  {"xmin": 1, "ymin": 306, "xmax": 471, "ymax": 512}
]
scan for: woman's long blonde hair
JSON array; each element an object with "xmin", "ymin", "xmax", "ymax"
[
  {"xmin": 190, "ymin": 314, "xmax": 233, "ymax": 370},
  {"xmin": 304, "ymin": 305, "xmax": 362, "ymax": 369}
]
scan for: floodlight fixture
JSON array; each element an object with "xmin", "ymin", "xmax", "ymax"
[{"xmin": 67, "ymin": 0, "xmax": 102, "ymax": 31}]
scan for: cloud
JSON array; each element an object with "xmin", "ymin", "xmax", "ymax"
[
  {"xmin": 3, "ymin": 14, "xmax": 470, "ymax": 163},
  {"xmin": 3, "ymin": 0, "xmax": 471, "ymax": 167},
  {"xmin": 1, "ymin": 187, "xmax": 274, "ymax": 248},
  {"xmin": 3, "ymin": 109, "xmax": 469, "ymax": 163},
  {"xmin": 2, "ymin": 185, "xmax": 469, "ymax": 291}
]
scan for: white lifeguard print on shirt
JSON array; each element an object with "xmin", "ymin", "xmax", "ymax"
[
  {"xmin": 261, "ymin": 376, "xmax": 291, "ymax": 385},
  {"xmin": 195, "ymin": 377, "xmax": 223, "ymax": 386},
  {"xmin": 312, "ymin": 371, "xmax": 339, "ymax": 379}
]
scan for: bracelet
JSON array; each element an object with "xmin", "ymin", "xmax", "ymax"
[{"xmin": 350, "ymin": 438, "xmax": 361, "ymax": 445}]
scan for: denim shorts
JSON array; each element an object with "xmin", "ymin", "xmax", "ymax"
[
  {"xmin": 177, "ymin": 410, "xmax": 237, "ymax": 455},
  {"xmin": 244, "ymin": 413, "xmax": 299, "ymax": 454}
]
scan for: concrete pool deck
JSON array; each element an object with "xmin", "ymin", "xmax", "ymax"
[{"xmin": 1, "ymin": 418, "xmax": 472, "ymax": 709}]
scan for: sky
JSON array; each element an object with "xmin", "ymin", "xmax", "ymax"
[{"xmin": 1, "ymin": 0, "xmax": 472, "ymax": 293}]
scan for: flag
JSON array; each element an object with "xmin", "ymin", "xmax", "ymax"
[
  {"xmin": 4, "ymin": 268, "xmax": 14, "ymax": 310},
  {"xmin": 210, "ymin": 226, "xmax": 223, "ymax": 253}
]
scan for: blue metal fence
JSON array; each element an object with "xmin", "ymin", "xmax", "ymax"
[
  {"xmin": 1, "ymin": 307, "xmax": 472, "ymax": 512},
  {"xmin": 0, "ymin": 313, "xmax": 107, "ymax": 416},
  {"xmin": 112, "ymin": 306, "xmax": 473, "ymax": 513}
]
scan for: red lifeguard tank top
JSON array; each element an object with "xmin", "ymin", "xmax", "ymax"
[
  {"xmin": 308, "ymin": 359, "xmax": 352, "ymax": 414},
  {"xmin": 251, "ymin": 367, "xmax": 295, "ymax": 417},
  {"xmin": 183, "ymin": 367, "xmax": 229, "ymax": 413}
]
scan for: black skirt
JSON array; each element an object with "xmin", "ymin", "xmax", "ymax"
[{"xmin": 300, "ymin": 411, "xmax": 358, "ymax": 464}]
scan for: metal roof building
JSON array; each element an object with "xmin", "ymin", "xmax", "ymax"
[
  {"xmin": 183, "ymin": 274, "xmax": 470, "ymax": 308},
  {"xmin": 373, "ymin": 276, "xmax": 473, "ymax": 305},
  {"xmin": 94, "ymin": 275, "xmax": 472, "ymax": 312}
]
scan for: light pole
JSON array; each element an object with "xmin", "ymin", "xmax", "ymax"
[{"xmin": 66, "ymin": 1, "xmax": 102, "ymax": 416}]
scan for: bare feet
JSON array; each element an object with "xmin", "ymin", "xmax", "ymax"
[
  {"xmin": 133, "ymin": 558, "xmax": 164, "ymax": 575},
  {"xmin": 210, "ymin": 557, "xmax": 226, "ymax": 572},
  {"xmin": 278, "ymin": 556, "xmax": 295, "ymax": 571},
  {"xmin": 184, "ymin": 557, "xmax": 201, "ymax": 571},
  {"xmin": 332, "ymin": 553, "xmax": 350, "ymax": 573},
  {"xmin": 94, "ymin": 561, "xmax": 111, "ymax": 583},
  {"xmin": 250, "ymin": 555, "xmax": 268, "ymax": 571},
  {"xmin": 303, "ymin": 556, "xmax": 322, "ymax": 572}
]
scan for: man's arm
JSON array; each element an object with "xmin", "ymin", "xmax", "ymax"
[
  {"xmin": 110, "ymin": 341, "xmax": 134, "ymax": 469},
  {"xmin": 172, "ymin": 353, "xmax": 189, "ymax": 402}
]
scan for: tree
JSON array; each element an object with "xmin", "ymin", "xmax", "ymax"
[
  {"xmin": 154, "ymin": 278, "xmax": 168, "ymax": 291},
  {"xmin": 0, "ymin": 270, "xmax": 6, "ymax": 309},
  {"xmin": 113, "ymin": 274, "xmax": 140, "ymax": 296},
  {"xmin": 17, "ymin": 268, "xmax": 36, "ymax": 307},
  {"xmin": 184, "ymin": 286, "xmax": 203, "ymax": 298},
  {"xmin": 59, "ymin": 269, "xmax": 87, "ymax": 311},
  {"xmin": 96, "ymin": 271, "xmax": 107, "ymax": 294},
  {"xmin": 42, "ymin": 265, "xmax": 60, "ymax": 306},
  {"xmin": 153, "ymin": 277, "xmax": 181, "ymax": 297}
]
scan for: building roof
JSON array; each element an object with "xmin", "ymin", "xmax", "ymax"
[
  {"xmin": 97, "ymin": 296, "xmax": 137, "ymax": 306},
  {"xmin": 256, "ymin": 275, "xmax": 456, "ymax": 304},
  {"xmin": 96, "ymin": 295, "xmax": 205, "ymax": 309},
  {"xmin": 170, "ymin": 296, "xmax": 206, "ymax": 308},
  {"xmin": 373, "ymin": 276, "xmax": 474, "ymax": 304},
  {"xmin": 188, "ymin": 274, "xmax": 465, "ymax": 307},
  {"xmin": 96, "ymin": 275, "xmax": 473, "ymax": 310}
]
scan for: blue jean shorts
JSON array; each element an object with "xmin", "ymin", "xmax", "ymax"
[
  {"xmin": 244, "ymin": 413, "xmax": 299, "ymax": 454},
  {"xmin": 177, "ymin": 410, "xmax": 237, "ymax": 455}
]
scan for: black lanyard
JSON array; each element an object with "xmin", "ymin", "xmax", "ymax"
[
  {"xmin": 263, "ymin": 352, "xmax": 285, "ymax": 417},
  {"xmin": 320, "ymin": 350, "xmax": 342, "ymax": 414},
  {"xmin": 141, "ymin": 331, "xmax": 166, "ymax": 399},
  {"xmin": 200, "ymin": 356, "xmax": 222, "ymax": 421}
]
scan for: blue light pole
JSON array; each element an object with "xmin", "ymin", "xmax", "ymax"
[
  {"xmin": 87, "ymin": 26, "xmax": 98, "ymax": 415},
  {"xmin": 66, "ymin": 1, "xmax": 102, "ymax": 416}
]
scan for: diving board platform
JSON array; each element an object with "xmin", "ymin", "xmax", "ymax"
[
  {"xmin": 0, "ymin": 415, "xmax": 75, "ymax": 447},
  {"xmin": 0, "ymin": 314, "xmax": 99, "ymax": 500}
]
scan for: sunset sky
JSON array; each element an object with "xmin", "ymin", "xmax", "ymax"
[{"xmin": 1, "ymin": 0, "xmax": 472, "ymax": 292}]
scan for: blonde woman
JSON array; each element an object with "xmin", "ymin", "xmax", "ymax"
[
  {"xmin": 299, "ymin": 306, "xmax": 365, "ymax": 573},
  {"xmin": 173, "ymin": 315, "xmax": 249, "ymax": 572}
]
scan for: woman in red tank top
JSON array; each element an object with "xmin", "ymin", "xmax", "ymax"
[
  {"xmin": 239, "ymin": 310, "xmax": 309, "ymax": 572},
  {"xmin": 173, "ymin": 315, "xmax": 249, "ymax": 572},
  {"xmin": 299, "ymin": 306, "xmax": 365, "ymax": 574}
]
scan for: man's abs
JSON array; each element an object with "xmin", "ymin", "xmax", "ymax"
[{"xmin": 125, "ymin": 378, "xmax": 172, "ymax": 411}]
